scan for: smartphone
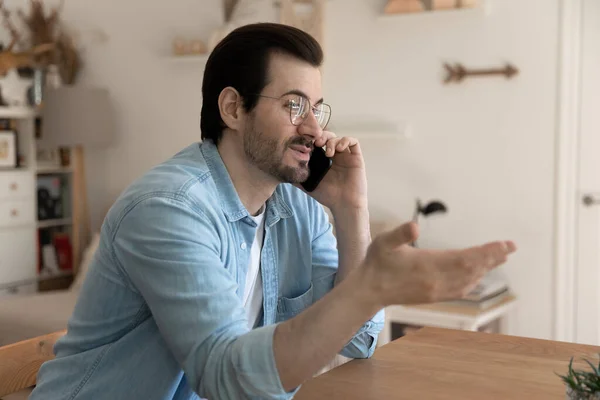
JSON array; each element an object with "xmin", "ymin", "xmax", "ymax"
[{"xmin": 301, "ymin": 146, "xmax": 332, "ymax": 192}]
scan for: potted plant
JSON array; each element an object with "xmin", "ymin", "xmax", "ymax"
[{"xmin": 558, "ymin": 354, "xmax": 600, "ymax": 400}]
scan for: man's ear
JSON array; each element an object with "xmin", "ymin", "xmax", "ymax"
[{"xmin": 218, "ymin": 87, "xmax": 244, "ymax": 131}]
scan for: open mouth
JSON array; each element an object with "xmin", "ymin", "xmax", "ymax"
[{"xmin": 289, "ymin": 144, "xmax": 312, "ymax": 161}]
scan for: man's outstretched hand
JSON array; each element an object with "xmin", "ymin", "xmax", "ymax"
[{"xmin": 363, "ymin": 222, "xmax": 517, "ymax": 307}]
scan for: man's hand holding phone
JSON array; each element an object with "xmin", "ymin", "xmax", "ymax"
[{"xmin": 300, "ymin": 131, "xmax": 369, "ymax": 213}]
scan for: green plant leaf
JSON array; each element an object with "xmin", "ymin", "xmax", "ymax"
[
  {"xmin": 558, "ymin": 354, "xmax": 600, "ymax": 396},
  {"xmin": 585, "ymin": 359, "xmax": 600, "ymax": 376}
]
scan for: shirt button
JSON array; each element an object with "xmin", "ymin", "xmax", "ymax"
[{"xmin": 241, "ymin": 242, "xmax": 247, "ymax": 250}]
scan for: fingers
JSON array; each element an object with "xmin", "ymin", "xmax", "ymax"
[
  {"xmin": 325, "ymin": 137, "xmax": 358, "ymax": 157},
  {"xmin": 377, "ymin": 222, "xmax": 419, "ymax": 250},
  {"xmin": 314, "ymin": 131, "xmax": 336, "ymax": 148},
  {"xmin": 315, "ymin": 132, "xmax": 360, "ymax": 157},
  {"xmin": 436, "ymin": 240, "xmax": 516, "ymax": 299},
  {"xmin": 460, "ymin": 240, "xmax": 516, "ymax": 271},
  {"xmin": 505, "ymin": 240, "xmax": 517, "ymax": 253},
  {"xmin": 482, "ymin": 240, "xmax": 516, "ymax": 269}
]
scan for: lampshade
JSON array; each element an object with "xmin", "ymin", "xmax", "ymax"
[{"xmin": 38, "ymin": 86, "xmax": 115, "ymax": 150}]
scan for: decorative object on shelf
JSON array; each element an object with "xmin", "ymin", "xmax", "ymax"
[
  {"xmin": 223, "ymin": 0, "xmax": 239, "ymax": 21},
  {"xmin": 384, "ymin": 0, "xmax": 478, "ymax": 14},
  {"xmin": 385, "ymin": 0, "xmax": 424, "ymax": 13},
  {"xmin": 39, "ymin": 85, "xmax": 115, "ymax": 269},
  {"xmin": 189, "ymin": 39, "xmax": 207, "ymax": 55},
  {"xmin": 172, "ymin": 36, "xmax": 187, "ymax": 56},
  {"xmin": 34, "ymin": 115, "xmax": 41, "ymax": 138},
  {"xmin": 58, "ymin": 147, "xmax": 70, "ymax": 166},
  {"xmin": 53, "ymin": 232, "xmax": 73, "ymax": 272},
  {"xmin": 27, "ymin": 66, "xmax": 45, "ymax": 106},
  {"xmin": 443, "ymin": 62, "xmax": 519, "ymax": 84},
  {"xmin": 37, "ymin": 175, "xmax": 63, "ymax": 220},
  {"xmin": 278, "ymin": 0, "xmax": 325, "ymax": 47},
  {"xmin": 0, "ymin": 69, "xmax": 32, "ymax": 106},
  {"xmin": 16, "ymin": 66, "xmax": 34, "ymax": 78},
  {"xmin": 0, "ymin": 129, "xmax": 16, "ymax": 168},
  {"xmin": 45, "ymin": 64, "xmax": 61, "ymax": 88},
  {"xmin": 209, "ymin": 0, "xmax": 277, "ymax": 51},
  {"xmin": 0, "ymin": 86, "xmax": 7, "ymax": 106},
  {"xmin": 171, "ymin": 37, "xmax": 207, "ymax": 57},
  {"xmin": 0, "ymin": 0, "xmax": 81, "ymax": 85},
  {"xmin": 0, "ymin": 43, "xmax": 54, "ymax": 78},
  {"xmin": 36, "ymin": 148, "xmax": 60, "ymax": 168},
  {"xmin": 423, "ymin": 0, "xmax": 475, "ymax": 9},
  {"xmin": 411, "ymin": 198, "xmax": 448, "ymax": 247},
  {"xmin": 558, "ymin": 354, "xmax": 600, "ymax": 400},
  {"xmin": 0, "ymin": 1, "xmax": 54, "ymax": 77},
  {"xmin": 427, "ymin": 0, "xmax": 457, "ymax": 9}
]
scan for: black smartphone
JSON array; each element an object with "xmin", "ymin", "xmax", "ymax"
[{"xmin": 301, "ymin": 146, "xmax": 332, "ymax": 192}]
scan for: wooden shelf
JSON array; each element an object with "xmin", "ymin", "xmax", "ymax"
[
  {"xmin": 37, "ymin": 218, "xmax": 72, "ymax": 229},
  {"xmin": 167, "ymin": 54, "xmax": 209, "ymax": 63},
  {"xmin": 36, "ymin": 166, "xmax": 73, "ymax": 174},
  {"xmin": 273, "ymin": 0, "xmax": 330, "ymax": 5},
  {"xmin": 0, "ymin": 270, "xmax": 73, "ymax": 291},
  {"xmin": 37, "ymin": 270, "xmax": 75, "ymax": 292},
  {"xmin": 0, "ymin": 107, "xmax": 38, "ymax": 119},
  {"xmin": 381, "ymin": 0, "xmax": 490, "ymax": 17}
]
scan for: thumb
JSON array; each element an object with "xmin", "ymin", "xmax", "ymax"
[{"xmin": 379, "ymin": 222, "xmax": 419, "ymax": 249}]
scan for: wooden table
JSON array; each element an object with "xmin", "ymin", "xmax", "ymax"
[{"xmin": 295, "ymin": 327, "xmax": 600, "ymax": 399}]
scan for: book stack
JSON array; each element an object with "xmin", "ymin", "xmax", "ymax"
[
  {"xmin": 443, "ymin": 274, "xmax": 512, "ymax": 310},
  {"xmin": 410, "ymin": 273, "xmax": 515, "ymax": 315}
]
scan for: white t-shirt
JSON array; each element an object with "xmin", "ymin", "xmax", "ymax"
[{"xmin": 243, "ymin": 207, "xmax": 266, "ymax": 329}]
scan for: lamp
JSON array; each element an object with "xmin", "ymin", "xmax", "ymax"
[
  {"xmin": 411, "ymin": 198, "xmax": 448, "ymax": 247},
  {"xmin": 38, "ymin": 86, "xmax": 115, "ymax": 149},
  {"xmin": 38, "ymin": 86, "xmax": 115, "ymax": 270}
]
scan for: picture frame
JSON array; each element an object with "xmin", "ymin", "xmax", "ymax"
[{"xmin": 0, "ymin": 130, "xmax": 17, "ymax": 168}]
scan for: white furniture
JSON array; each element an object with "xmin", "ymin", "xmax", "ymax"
[
  {"xmin": 378, "ymin": 294, "xmax": 518, "ymax": 346},
  {"xmin": 0, "ymin": 109, "xmax": 38, "ymax": 296},
  {"xmin": 0, "ymin": 106, "xmax": 80, "ymax": 296}
]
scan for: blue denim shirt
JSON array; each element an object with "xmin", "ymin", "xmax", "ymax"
[{"xmin": 31, "ymin": 141, "xmax": 384, "ymax": 400}]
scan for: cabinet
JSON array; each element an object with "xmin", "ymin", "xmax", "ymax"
[{"xmin": 0, "ymin": 107, "xmax": 77, "ymax": 294}]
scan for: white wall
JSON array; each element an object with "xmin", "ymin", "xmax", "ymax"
[
  {"xmin": 321, "ymin": 0, "xmax": 559, "ymax": 341},
  {"xmin": 59, "ymin": 0, "xmax": 224, "ymax": 229},
  {"xmin": 1, "ymin": 0, "xmax": 559, "ymax": 340}
]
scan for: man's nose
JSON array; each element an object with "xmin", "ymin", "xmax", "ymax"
[{"xmin": 296, "ymin": 110, "xmax": 323, "ymax": 140}]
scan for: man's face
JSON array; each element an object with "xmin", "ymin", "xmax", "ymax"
[{"xmin": 243, "ymin": 52, "xmax": 324, "ymax": 184}]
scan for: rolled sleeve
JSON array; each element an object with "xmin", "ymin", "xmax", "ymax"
[
  {"xmin": 309, "ymin": 202, "xmax": 384, "ymax": 359},
  {"xmin": 112, "ymin": 195, "xmax": 293, "ymax": 399},
  {"xmin": 339, "ymin": 308, "xmax": 385, "ymax": 358}
]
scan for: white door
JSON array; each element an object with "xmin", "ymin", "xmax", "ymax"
[{"xmin": 574, "ymin": 0, "xmax": 600, "ymax": 346}]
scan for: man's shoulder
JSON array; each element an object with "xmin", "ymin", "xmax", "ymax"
[{"xmin": 106, "ymin": 143, "xmax": 222, "ymax": 225}]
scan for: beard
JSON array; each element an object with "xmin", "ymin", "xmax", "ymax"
[{"xmin": 243, "ymin": 123, "xmax": 311, "ymax": 184}]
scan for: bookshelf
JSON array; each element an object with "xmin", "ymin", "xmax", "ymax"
[{"xmin": 0, "ymin": 106, "xmax": 80, "ymax": 294}]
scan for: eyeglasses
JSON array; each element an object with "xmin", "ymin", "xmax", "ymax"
[{"xmin": 253, "ymin": 93, "xmax": 332, "ymax": 130}]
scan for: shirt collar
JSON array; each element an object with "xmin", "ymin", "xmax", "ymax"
[{"xmin": 200, "ymin": 140, "xmax": 294, "ymax": 224}]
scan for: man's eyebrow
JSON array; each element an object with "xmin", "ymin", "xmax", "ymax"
[{"xmin": 282, "ymin": 89, "xmax": 324, "ymax": 105}]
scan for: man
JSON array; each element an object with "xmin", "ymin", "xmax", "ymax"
[{"xmin": 31, "ymin": 23, "xmax": 516, "ymax": 399}]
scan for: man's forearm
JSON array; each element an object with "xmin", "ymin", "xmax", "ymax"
[
  {"xmin": 273, "ymin": 266, "xmax": 381, "ymax": 392},
  {"xmin": 331, "ymin": 206, "xmax": 371, "ymax": 285}
]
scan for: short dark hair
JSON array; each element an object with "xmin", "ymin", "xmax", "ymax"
[{"xmin": 200, "ymin": 23, "xmax": 324, "ymax": 144}]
